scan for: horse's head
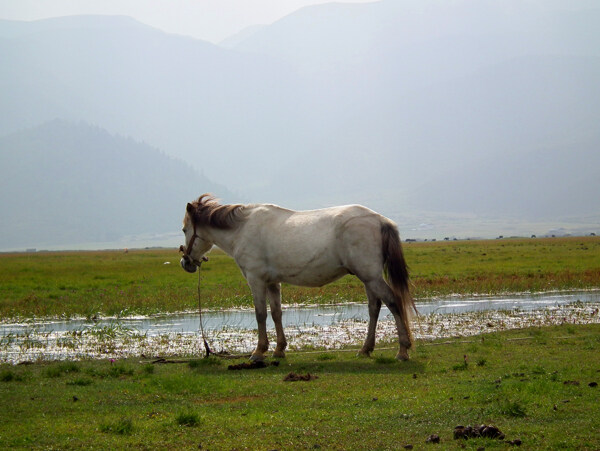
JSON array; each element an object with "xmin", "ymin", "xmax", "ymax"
[{"xmin": 179, "ymin": 202, "xmax": 211, "ymax": 273}]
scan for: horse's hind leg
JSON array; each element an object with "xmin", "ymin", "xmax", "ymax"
[
  {"xmin": 267, "ymin": 283, "xmax": 287, "ymax": 358},
  {"xmin": 248, "ymin": 278, "xmax": 269, "ymax": 361},
  {"xmin": 358, "ymin": 289, "xmax": 381, "ymax": 357},
  {"xmin": 365, "ymin": 278, "xmax": 411, "ymax": 361}
]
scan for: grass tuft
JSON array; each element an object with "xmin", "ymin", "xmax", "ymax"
[
  {"xmin": 59, "ymin": 362, "xmax": 80, "ymax": 373},
  {"xmin": 66, "ymin": 377, "xmax": 93, "ymax": 386},
  {"xmin": 175, "ymin": 411, "xmax": 201, "ymax": 427},
  {"xmin": 142, "ymin": 364, "xmax": 155, "ymax": 374},
  {"xmin": 501, "ymin": 400, "xmax": 527, "ymax": 418},
  {"xmin": 44, "ymin": 366, "xmax": 64, "ymax": 378},
  {"xmin": 107, "ymin": 364, "xmax": 134, "ymax": 378},
  {"xmin": 452, "ymin": 361, "xmax": 469, "ymax": 371},
  {"xmin": 316, "ymin": 353, "xmax": 336, "ymax": 361},
  {"xmin": 44, "ymin": 362, "xmax": 80, "ymax": 378},
  {"xmin": 374, "ymin": 356, "xmax": 397, "ymax": 365},
  {"xmin": 99, "ymin": 417, "xmax": 134, "ymax": 435},
  {"xmin": 188, "ymin": 357, "xmax": 221, "ymax": 368},
  {"xmin": 532, "ymin": 365, "xmax": 546, "ymax": 375},
  {"xmin": 1, "ymin": 369, "xmax": 23, "ymax": 382}
]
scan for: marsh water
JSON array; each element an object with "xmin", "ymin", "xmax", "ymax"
[{"xmin": 2, "ymin": 291, "xmax": 599, "ymax": 337}]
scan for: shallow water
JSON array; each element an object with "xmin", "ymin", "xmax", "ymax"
[
  {"xmin": 2, "ymin": 291, "xmax": 599, "ymax": 364},
  {"xmin": 2, "ymin": 291, "xmax": 599, "ymax": 336}
]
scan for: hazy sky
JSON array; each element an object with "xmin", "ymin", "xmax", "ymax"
[{"xmin": 0, "ymin": 0, "xmax": 378, "ymax": 43}]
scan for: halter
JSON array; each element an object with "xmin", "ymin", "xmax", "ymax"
[{"xmin": 179, "ymin": 224, "xmax": 208, "ymax": 267}]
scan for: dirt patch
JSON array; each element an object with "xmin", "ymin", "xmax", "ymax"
[
  {"xmin": 454, "ymin": 424, "xmax": 505, "ymax": 440},
  {"xmin": 425, "ymin": 434, "xmax": 440, "ymax": 444},
  {"xmin": 283, "ymin": 372, "xmax": 318, "ymax": 382},
  {"xmin": 151, "ymin": 358, "xmax": 188, "ymax": 364},
  {"xmin": 228, "ymin": 361, "xmax": 266, "ymax": 370},
  {"xmin": 227, "ymin": 360, "xmax": 280, "ymax": 370}
]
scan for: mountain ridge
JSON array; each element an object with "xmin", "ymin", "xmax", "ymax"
[{"xmin": 0, "ymin": 120, "xmax": 232, "ymax": 250}]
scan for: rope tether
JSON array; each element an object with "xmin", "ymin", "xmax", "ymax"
[{"xmin": 198, "ymin": 269, "xmax": 211, "ymax": 358}]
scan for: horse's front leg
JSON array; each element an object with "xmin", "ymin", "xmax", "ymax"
[
  {"xmin": 267, "ymin": 283, "xmax": 287, "ymax": 358},
  {"xmin": 358, "ymin": 290, "xmax": 381, "ymax": 357},
  {"xmin": 248, "ymin": 279, "xmax": 269, "ymax": 361}
]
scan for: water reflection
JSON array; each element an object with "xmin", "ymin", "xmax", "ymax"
[{"xmin": 2, "ymin": 291, "xmax": 598, "ymax": 336}]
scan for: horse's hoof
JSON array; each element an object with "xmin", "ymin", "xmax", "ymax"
[
  {"xmin": 357, "ymin": 349, "xmax": 372, "ymax": 358},
  {"xmin": 395, "ymin": 349, "xmax": 409, "ymax": 361},
  {"xmin": 250, "ymin": 353, "xmax": 265, "ymax": 362},
  {"xmin": 272, "ymin": 350, "xmax": 286, "ymax": 359}
]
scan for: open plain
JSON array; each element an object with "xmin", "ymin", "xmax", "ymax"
[{"xmin": 1, "ymin": 237, "xmax": 600, "ymax": 449}]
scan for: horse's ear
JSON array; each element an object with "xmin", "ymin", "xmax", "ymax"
[{"xmin": 186, "ymin": 203, "xmax": 195, "ymax": 215}]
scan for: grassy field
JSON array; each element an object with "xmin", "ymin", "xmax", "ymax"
[
  {"xmin": 1, "ymin": 324, "xmax": 599, "ymax": 449},
  {"xmin": 1, "ymin": 236, "xmax": 599, "ymax": 319},
  {"xmin": 1, "ymin": 238, "xmax": 599, "ymax": 449}
]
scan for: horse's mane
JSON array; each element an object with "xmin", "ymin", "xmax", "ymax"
[{"xmin": 188, "ymin": 194, "xmax": 247, "ymax": 229}]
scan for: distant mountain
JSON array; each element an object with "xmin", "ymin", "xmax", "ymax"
[
  {"xmin": 231, "ymin": 0, "xmax": 600, "ymax": 88},
  {"xmin": 0, "ymin": 121, "xmax": 231, "ymax": 250},
  {"xmin": 219, "ymin": 24, "xmax": 266, "ymax": 48},
  {"xmin": 0, "ymin": 15, "xmax": 307, "ymax": 197},
  {"xmin": 1, "ymin": 2, "xmax": 600, "ymax": 238}
]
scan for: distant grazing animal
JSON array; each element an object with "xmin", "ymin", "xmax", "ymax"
[{"xmin": 180, "ymin": 194, "xmax": 415, "ymax": 361}]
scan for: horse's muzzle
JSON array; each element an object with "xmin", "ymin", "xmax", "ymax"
[
  {"xmin": 180, "ymin": 254, "xmax": 209, "ymax": 273},
  {"xmin": 180, "ymin": 256, "xmax": 198, "ymax": 273}
]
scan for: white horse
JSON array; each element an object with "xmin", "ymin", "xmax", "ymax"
[{"xmin": 180, "ymin": 194, "xmax": 415, "ymax": 361}]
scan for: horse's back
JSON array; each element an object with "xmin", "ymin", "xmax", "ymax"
[
  {"xmin": 237, "ymin": 203, "xmax": 386, "ymax": 286},
  {"xmin": 252, "ymin": 203, "xmax": 382, "ymax": 239}
]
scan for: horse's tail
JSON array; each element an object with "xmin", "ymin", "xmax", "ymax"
[{"xmin": 381, "ymin": 220, "xmax": 416, "ymax": 346}]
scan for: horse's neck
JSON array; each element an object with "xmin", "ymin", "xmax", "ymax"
[{"xmin": 207, "ymin": 227, "xmax": 238, "ymax": 257}]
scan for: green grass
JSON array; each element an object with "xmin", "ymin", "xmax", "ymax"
[
  {"xmin": 1, "ymin": 324, "xmax": 599, "ymax": 449},
  {"xmin": 0, "ymin": 369, "xmax": 23, "ymax": 382},
  {"xmin": 175, "ymin": 411, "xmax": 201, "ymax": 427},
  {"xmin": 409, "ymin": 237, "xmax": 600, "ymax": 297},
  {"xmin": 1, "ymin": 236, "xmax": 599, "ymax": 319},
  {"xmin": 66, "ymin": 377, "xmax": 93, "ymax": 386},
  {"xmin": 99, "ymin": 417, "xmax": 134, "ymax": 435},
  {"xmin": 188, "ymin": 356, "xmax": 222, "ymax": 369},
  {"xmin": 44, "ymin": 362, "xmax": 80, "ymax": 378}
]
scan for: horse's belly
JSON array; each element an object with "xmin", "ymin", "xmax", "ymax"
[{"xmin": 279, "ymin": 265, "xmax": 348, "ymax": 287}]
